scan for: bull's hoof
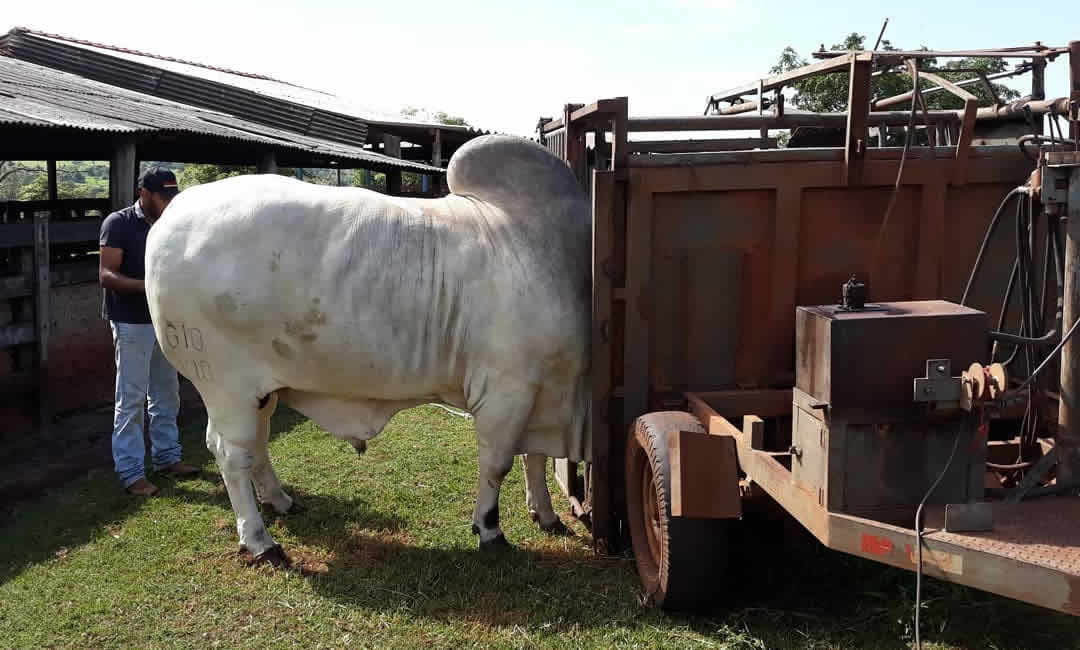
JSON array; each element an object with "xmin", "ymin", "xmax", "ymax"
[
  {"xmin": 253, "ymin": 544, "xmax": 291, "ymax": 568},
  {"xmin": 539, "ymin": 518, "xmax": 573, "ymax": 536},
  {"xmin": 478, "ymin": 533, "xmax": 511, "ymax": 552}
]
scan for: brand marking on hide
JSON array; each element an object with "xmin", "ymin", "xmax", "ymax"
[{"xmin": 165, "ymin": 321, "xmax": 204, "ymax": 352}]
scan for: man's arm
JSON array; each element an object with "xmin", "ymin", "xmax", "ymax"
[{"xmin": 99, "ymin": 246, "xmax": 144, "ymax": 293}]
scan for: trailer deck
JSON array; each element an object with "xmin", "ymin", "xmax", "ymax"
[{"xmin": 689, "ymin": 390, "xmax": 1080, "ymax": 616}]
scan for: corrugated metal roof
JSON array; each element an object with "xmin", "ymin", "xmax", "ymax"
[
  {"xmin": 2, "ymin": 28, "xmax": 490, "ymax": 139},
  {"xmin": 0, "ymin": 55, "xmax": 443, "ymax": 174}
]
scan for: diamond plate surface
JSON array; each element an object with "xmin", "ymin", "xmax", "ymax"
[{"xmin": 926, "ymin": 497, "xmax": 1080, "ymax": 575}]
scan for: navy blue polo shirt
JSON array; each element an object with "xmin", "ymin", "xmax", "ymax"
[{"xmin": 99, "ymin": 202, "xmax": 152, "ymax": 324}]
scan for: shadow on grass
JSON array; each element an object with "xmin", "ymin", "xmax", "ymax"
[
  {"xmin": 228, "ymin": 510, "xmax": 1075, "ymax": 649},
  {"xmin": 0, "ymin": 405, "xmax": 321, "ymax": 586}
]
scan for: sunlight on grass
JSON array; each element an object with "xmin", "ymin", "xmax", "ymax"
[{"xmin": 1, "ymin": 405, "xmax": 1076, "ymax": 649}]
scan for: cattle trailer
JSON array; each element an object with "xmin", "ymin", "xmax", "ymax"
[{"xmin": 537, "ymin": 40, "xmax": 1080, "ymax": 619}]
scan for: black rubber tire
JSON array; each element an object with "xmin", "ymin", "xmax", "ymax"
[{"xmin": 625, "ymin": 411, "xmax": 730, "ymax": 611}]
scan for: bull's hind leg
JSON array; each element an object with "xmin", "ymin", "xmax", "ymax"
[
  {"xmin": 205, "ymin": 402, "xmax": 288, "ymax": 565},
  {"xmin": 250, "ymin": 392, "xmax": 299, "ymax": 515},
  {"xmin": 522, "ymin": 454, "xmax": 570, "ymax": 535}
]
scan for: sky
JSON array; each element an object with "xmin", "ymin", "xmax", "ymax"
[{"xmin": 2, "ymin": 0, "xmax": 1076, "ymax": 137}]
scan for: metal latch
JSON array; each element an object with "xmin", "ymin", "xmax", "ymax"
[{"xmin": 913, "ymin": 359, "xmax": 963, "ymax": 404}]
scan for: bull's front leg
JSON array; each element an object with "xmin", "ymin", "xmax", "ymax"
[{"xmin": 206, "ymin": 413, "xmax": 288, "ymax": 566}]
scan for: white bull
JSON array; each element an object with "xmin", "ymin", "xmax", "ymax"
[{"xmin": 144, "ymin": 136, "xmax": 592, "ymax": 564}]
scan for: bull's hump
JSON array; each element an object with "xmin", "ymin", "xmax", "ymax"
[{"xmin": 446, "ymin": 135, "xmax": 584, "ymax": 216}]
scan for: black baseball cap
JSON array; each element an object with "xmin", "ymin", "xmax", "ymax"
[{"xmin": 139, "ymin": 166, "xmax": 179, "ymax": 196}]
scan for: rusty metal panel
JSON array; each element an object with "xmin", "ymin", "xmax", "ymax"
[
  {"xmin": 667, "ymin": 429, "xmax": 742, "ymax": 519},
  {"xmin": 797, "ymin": 186, "xmax": 922, "ymax": 305},
  {"xmin": 795, "ymin": 300, "xmax": 988, "ymax": 409},
  {"xmin": 838, "ymin": 416, "xmax": 985, "ymax": 515},
  {"xmin": 792, "ymin": 405, "xmax": 826, "ymax": 503}
]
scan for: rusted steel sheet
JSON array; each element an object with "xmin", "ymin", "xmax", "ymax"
[
  {"xmin": 829, "ymin": 501, "xmax": 1080, "ymax": 617},
  {"xmin": 613, "ymin": 148, "xmax": 1033, "ymax": 419},
  {"xmin": 667, "ymin": 428, "xmax": 741, "ymax": 519}
]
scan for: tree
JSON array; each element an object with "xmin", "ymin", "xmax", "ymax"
[
  {"xmin": 770, "ymin": 32, "xmax": 1020, "ymax": 114},
  {"xmin": 400, "ymin": 106, "xmax": 470, "ymax": 127},
  {"xmin": 2, "ymin": 161, "xmax": 110, "ymax": 200},
  {"xmin": 177, "ymin": 163, "xmax": 255, "ymax": 190}
]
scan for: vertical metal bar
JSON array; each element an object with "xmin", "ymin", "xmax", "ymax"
[
  {"xmin": 623, "ymin": 181, "xmax": 652, "ymax": 429},
  {"xmin": 1058, "ymin": 167, "xmax": 1080, "ymax": 486},
  {"xmin": 953, "ymin": 98, "xmax": 978, "ymax": 186},
  {"xmin": 758, "ymin": 79, "xmax": 767, "ymax": 142},
  {"xmin": 611, "ymin": 98, "xmax": 629, "ymax": 171},
  {"xmin": 1071, "ymin": 41, "xmax": 1080, "ymax": 144},
  {"xmin": 590, "ymin": 170, "xmax": 616, "ymax": 552},
  {"xmin": 1030, "ymin": 56, "xmax": 1046, "ymax": 101},
  {"xmin": 33, "ymin": 209, "xmax": 49, "ymax": 440},
  {"xmin": 844, "ymin": 55, "xmax": 871, "ymax": 185},
  {"xmin": 767, "ymin": 184, "xmax": 802, "ymax": 384}
]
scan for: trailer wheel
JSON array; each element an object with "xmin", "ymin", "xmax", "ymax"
[{"xmin": 625, "ymin": 411, "xmax": 730, "ymax": 611}]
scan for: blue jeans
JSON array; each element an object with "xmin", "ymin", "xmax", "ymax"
[{"xmin": 110, "ymin": 321, "xmax": 182, "ymax": 487}]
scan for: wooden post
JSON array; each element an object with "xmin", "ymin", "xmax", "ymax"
[
  {"xmin": 33, "ymin": 208, "xmax": 50, "ymax": 440},
  {"xmin": 256, "ymin": 150, "xmax": 277, "ymax": 174},
  {"xmin": 383, "ymin": 134, "xmax": 403, "ymax": 195},
  {"xmin": 431, "ymin": 128, "xmax": 443, "ymax": 168},
  {"xmin": 1058, "ymin": 166, "xmax": 1080, "ymax": 486},
  {"xmin": 844, "ymin": 55, "xmax": 872, "ymax": 185},
  {"xmin": 386, "ymin": 169, "xmax": 402, "ymax": 195},
  {"xmin": 431, "ymin": 129, "xmax": 444, "ymax": 195},
  {"xmin": 46, "ymin": 160, "xmax": 57, "ymax": 202},
  {"xmin": 382, "ymin": 134, "xmax": 402, "ymax": 158},
  {"xmin": 109, "ymin": 139, "xmax": 136, "ymax": 212}
]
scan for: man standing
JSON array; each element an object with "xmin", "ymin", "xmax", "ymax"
[{"xmin": 99, "ymin": 166, "xmax": 199, "ymax": 496}]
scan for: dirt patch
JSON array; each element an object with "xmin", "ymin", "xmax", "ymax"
[
  {"xmin": 0, "ymin": 383, "xmax": 205, "ymax": 505},
  {"xmin": 331, "ymin": 528, "xmax": 415, "ymax": 570}
]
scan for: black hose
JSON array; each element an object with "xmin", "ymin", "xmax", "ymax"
[
  {"xmin": 914, "ymin": 420, "xmax": 967, "ymax": 650},
  {"xmin": 987, "ymin": 460, "xmax": 1035, "ymax": 471},
  {"xmin": 1017, "ymin": 135, "xmax": 1058, "ymax": 162},
  {"xmin": 992, "ymin": 258, "xmax": 1020, "ymax": 363},
  {"xmin": 990, "ymin": 327, "xmax": 1057, "ymax": 347},
  {"xmin": 988, "ymin": 196, "xmax": 1059, "ymax": 348},
  {"xmin": 1001, "ymin": 319, "xmax": 1025, "ymax": 367},
  {"xmin": 961, "ymin": 187, "xmax": 1026, "ymax": 307},
  {"xmin": 1009, "ymin": 315, "xmax": 1080, "ymax": 394}
]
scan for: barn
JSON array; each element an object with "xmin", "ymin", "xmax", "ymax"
[{"xmin": 0, "ymin": 27, "xmax": 487, "ymax": 492}]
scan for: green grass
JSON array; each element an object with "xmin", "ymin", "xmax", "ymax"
[{"xmin": 1, "ymin": 406, "xmax": 1078, "ymax": 649}]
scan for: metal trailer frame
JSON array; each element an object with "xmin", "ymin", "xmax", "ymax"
[{"xmin": 536, "ymin": 39, "xmax": 1080, "ymax": 616}]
